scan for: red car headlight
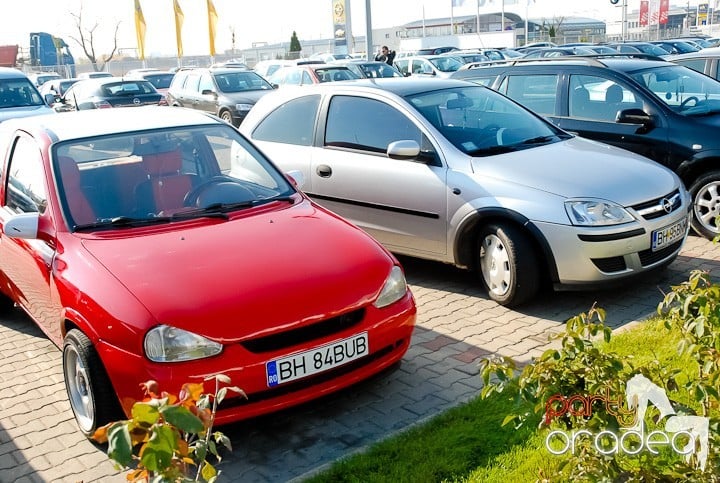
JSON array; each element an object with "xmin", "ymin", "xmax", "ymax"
[
  {"xmin": 373, "ymin": 265, "xmax": 409, "ymax": 308},
  {"xmin": 144, "ymin": 325, "xmax": 223, "ymax": 362}
]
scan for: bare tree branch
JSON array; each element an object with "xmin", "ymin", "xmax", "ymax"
[{"xmin": 68, "ymin": 2, "xmax": 121, "ymax": 72}]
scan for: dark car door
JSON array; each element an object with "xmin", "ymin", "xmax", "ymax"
[{"xmin": 554, "ymin": 73, "xmax": 671, "ymax": 164}]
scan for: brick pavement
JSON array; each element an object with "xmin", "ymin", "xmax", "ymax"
[{"xmin": 0, "ymin": 234, "xmax": 718, "ymax": 482}]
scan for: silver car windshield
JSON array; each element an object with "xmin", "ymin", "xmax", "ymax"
[
  {"xmin": 405, "ymin": 86, "xmax": 567, "ymax": 156},
  {"xmin": 629, "ymin": 65, "xmax": 720, "ymax": 116}
]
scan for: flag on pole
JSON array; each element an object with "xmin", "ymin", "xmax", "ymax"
[
  {"xmin": 207, "ymin": 0, "xmax": 218, "ymax": 57},
  {"xmin": 173, "ymin": 0, "xmax": 184, "ymax": 58},
  {"xmin": 134, "ymin": 0, "xmax": 146, "ymax": 60}
]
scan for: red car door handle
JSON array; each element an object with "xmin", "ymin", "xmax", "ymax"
[{"xmin": 316, "ymin": 165, "xmax": 332, "ymax": 177}]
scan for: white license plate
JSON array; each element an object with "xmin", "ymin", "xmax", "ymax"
[
  {"xmin": 266, "ymin": 332, "xmax": 369, "ymax": 387},
  {"xmin": 651, "ymin": 218, "xmax": 687, "ymax": 251}
]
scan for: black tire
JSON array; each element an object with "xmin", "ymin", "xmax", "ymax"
[
  {"xmin": 63, "ymin": 329, "xmax": 120, "ymax": 438},
  {"xmin": 219, "ymin": 110, "xmax": 233, "ymax": 125},
  {"xmin": 689, "ymin": 171, "xmax": 720, "ymax": 240},
  {"xmin": 477, "ymin": 223, "xmax": 540, "ymax": 307}
]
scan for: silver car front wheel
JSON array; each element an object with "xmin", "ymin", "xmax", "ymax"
[
  {"xmin": 478, "ymin": 223, "xmax": 539, "ymax": 307},
  {"xmin": 690, "ymin": 171, "xmax": 720, "ymax": 240},
  {"xmin": 63, "ymin": 329, "xmax": 119, "ymax": 437}
]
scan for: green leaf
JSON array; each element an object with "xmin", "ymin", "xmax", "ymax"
[
  {"xmin": 207, "ymin": 373, "xmax": 231, "ymax": 384},
  {"xmin": 140, "ymin": 425, "xmax": 176, "ymax": 472},
  {"xmin": 201, "ymin": 461, "xmax": 217, "ymax": 481},
  {"xmin": 131, "ymin": 402, "xmax": 160, "ymax": 426},
  {"xmin": 160, "ymin": 405, "xmax": 204, "ymax": 434},
  {"xmin": 107, "ymin": 422, "xmax": 133, "ymax": 468},
  {"xmin": 216, "ymin": 387, "xmax": 227, "ymax": 405},
  {"xmin": 501, "ymin": 414, "xmax": 517, "ymax": 427},
  {"xmin": 215, "ymin": 432, "xmax": 232, "ymax": 452}
]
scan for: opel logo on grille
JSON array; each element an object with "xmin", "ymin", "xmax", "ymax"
[
  {"xmin": 133, "ymin": 98, "xmax": 141, "ymax": 105},
  {"xmin": 661, "ymin": 197, "xmax": 673, "ymax": 213}
]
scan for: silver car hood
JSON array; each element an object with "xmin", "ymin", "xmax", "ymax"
[{"xmin": 471, "ymin": 137, "xmax": 679, "ymax": 204}]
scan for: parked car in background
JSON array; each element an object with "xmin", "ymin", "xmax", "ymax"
[
  {"xmin": 667, "ymin": 47, "xmax": 720, "ymax": 80},
  {"xmin": 267, "ymin": 64, "xmax": 360, "ymax": 87},
  {"xmin": 28, "ymin": 71, "xmax": 61, "ymax": 87},
  {"xmin": 253, "ymin": 59, "xmax": 295, "ymax": 79},
  {"xmin": 452, "ymin": 56, "xmax": 720, "ymax": 239},
  {"xmin": 124, "ymin": 69, "xmax": 175, "ymax": 101},
  {"xmin": 649, "ymin": 40, "xmax": 700, "ymax": 55},
  {"xmin": 0, "ymin": 67, "xmax": 55, "ymax": 122},
  {"xmin": 416, "ymin": 46, "xmax": 458, "ymax": 55},
  {"xmin": 77, "ymin": 71, "xmax": 113, "ymax": 80},
  {"xmin": 209, "ymin": 60, "xmax": 249, "ymax": 69},
  {"xmin": 54, "ymin": 77, "xmax": 162, "ymax": 111},
  {"xmin": 166, "ymin": 67, "xmax": 274, "ymax": 126},
  {"xmin": 39, "ymin": 77, "xmax": 79, "ymax": 100},
  {"xmin": 440, "ymin": 50, "xmax": 492, "ymax": 64},
  {"xmin": 394, "ymin": 55, "xmax": 464, "ymax": 78},
  {"xmin": 240, "ymin": 78, "xmax": 690, "ymax": 306},
  {"xmin": 520, "ymin": 46, "xmax": 596, "ymax": 58},
  {"xmin": 606, "ymin": 41, "xmax": 671, "ymax": 57},
  {"xmin": 0, "ymin": 106, "xmax": 417, "ymax": 437},
  {"xmin": 331, "ymin": 59, "xmax": 404, "ymax": 78}
]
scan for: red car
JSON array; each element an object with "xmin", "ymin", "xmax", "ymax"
[{"xmin": 0, "ymin": 106, "xmax": 416, "ymax": 436}]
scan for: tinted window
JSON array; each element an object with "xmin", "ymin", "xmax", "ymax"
[
  {"xmin": 252, "ymin": 95, "xmax": 320, "ymax": 145},
  {"xmin": 673, "ymin": 58, "xmax": 708, "ymax": 75},
  {"xmin": 501, "ymin": 74, "xmax": 559, "ymax": 116},
  {"xmin": 569, "ymin": 75, "xmax": 639, "ymax": 121},
  {"xmin": 102, "ymin": 81, "xmax": 156, "ymax": 96},
  {"xmin": 6, "ymin": 136, "xmax": 47, "ymax": 214},
  {"xmin": 325, "ymin": 95, "xmax": 422, "ymax": 153},
  {"xmin": 0, "ymin": 78, "xmax": 43, "ymax": 107},
  {"xmin": 143, "ymin": 73, "xmax": 175, "ymax": 89}
]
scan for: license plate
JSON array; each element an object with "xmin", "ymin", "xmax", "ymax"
[
  {"xmin": 266, "ymin": 332, "xmax": 369, "ymax": 387},
  {"xmin": 651, "ymin": 217, "xmax": 687, "ymax": 251}
]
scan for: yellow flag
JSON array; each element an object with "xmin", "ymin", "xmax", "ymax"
[
  {"xmin": 134, "ymin": 0, "xmax": 146, "ymax": 60},
  {"xmin": 173, "ymin": 0, "xmax": 184, "ymax": 58},
  {"xmin": 207, "ymin": 0, "xmax": 218, "ymax": 56}
]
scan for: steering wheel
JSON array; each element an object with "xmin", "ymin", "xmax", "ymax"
[
  {"xmin": 680, "ymin": 96, "xmax": 699, "ymax": 109},
  {"xmin": 184, "ymin": 177, "xmax": 254, "ymax": 208}
]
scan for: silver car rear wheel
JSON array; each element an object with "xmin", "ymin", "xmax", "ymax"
[{"xmin": 478, "ymin": 223, "xmax": 539, "ymax": 307}]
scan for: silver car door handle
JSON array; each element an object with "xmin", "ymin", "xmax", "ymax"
[{"xmin": 316, "ymin": 164, "xmax": 332, "ymax": 178}]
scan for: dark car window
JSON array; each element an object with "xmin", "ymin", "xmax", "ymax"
[
  {"xmin": 499, "ymin": 74, "xmax": 559, "ymax": 116},
  {"xmin": 143, "ymin": 73, "xmax": 175, "ymax": 90},
  {"xmin": 673, "ymin": 58, "xmax": 708, "ymax": 75},
  {"xmin": 6, "ymin": 135, "xmax": 47, "ymax": 214},
  {"xmin": 568, "ymin": 75, "xmax": 639, "ymax": 121},
  {"xmin": 252, "ymin": 95, "xmax": 320, "ymax": 145},
  {"xmin": 0, "ymin": 78, "xmax": 43, "ymax": 107},
  {"xmin": 102, "ymin": 81, "xmax": 156, "ymax": 96},
  {"xmin": 213, "ymin": 71, "xmax": 272, "ymax": 92},
  {"xmin": 325, "ymin": 95, "xmax": 423, "ymax": 154}
]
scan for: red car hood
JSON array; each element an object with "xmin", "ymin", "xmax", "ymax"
[{"xmin": 80, "ymin": 201, "xmax": 394, "ymax": 342}]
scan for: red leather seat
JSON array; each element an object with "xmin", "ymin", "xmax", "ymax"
[
  {"xmin": 137, "ymin": 150, "xmax": 195, "ymax": 214},
  {"xmin": 57, "ymin": 156, "xmax": 96, "ymax": 226}
]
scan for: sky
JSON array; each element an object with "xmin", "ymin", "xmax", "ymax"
[{"xmin": 0, "ymin": 0, "xmax": 695, "ymax": 58}]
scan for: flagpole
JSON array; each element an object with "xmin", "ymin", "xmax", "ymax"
[
  {"xmin": 501, "ymin": 0, "xmax": 505, "ymax": 32},
  {"xmin": 423, "ymin": 4, "xmax": 426, "ymax": 37},
  {"xmin": 525, "ymin": 0, "xmax": 529, "ymax": 45},
  {"xmin": 451, "ymin": 0, "xmax": 455, "ymax": 35},
  {"xmin": 476, "ymin": 0, "xmax": 480, "ymax": 35}
]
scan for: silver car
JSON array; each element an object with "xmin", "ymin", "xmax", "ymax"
[{"xmin": 240, "ymin": 78, "xmax": 691, "ymax": 307}]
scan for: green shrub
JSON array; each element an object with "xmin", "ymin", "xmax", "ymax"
[{"xmin": 93, "ymin": 374, "xmax": 244, "ymax": 482}]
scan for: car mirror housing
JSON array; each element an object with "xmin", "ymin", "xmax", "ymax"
[
  {"xmin": 286, "ymin": 170, "xmax": 305, "ymax": 189},
  {"xmin": 3, "ymin": 212, "xmax": 39, "ymax": 239},
  {"xmin": 387, "ymin": 140, "xmax": 420, "ymax": 160},
  {"xmin": 617, "ymin": 108, "xmax": 654, "ymax": 131}
]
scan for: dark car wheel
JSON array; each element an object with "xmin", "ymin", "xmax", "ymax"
[
  {"xmin": 477, "ymin": 223, "xmax": 539, "ymax": 307},
  {"xmin": 219, "ymin": 110, "xmax": 234, "ymax": 125},
  {"xmin": 689, "ymin": 171, "xmax": 720, "ymax": 240},
  {"xmin": 63, "ymin": 329, "xmax": 120, "ymax": 437}
]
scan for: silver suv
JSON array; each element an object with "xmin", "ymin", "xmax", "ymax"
[{"xmin": 240, "ymin": 78, "xmax": 691, "ymax": 307}]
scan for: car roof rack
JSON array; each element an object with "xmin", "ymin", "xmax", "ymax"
[{"xmin": 461, "ymin": 52, "xmax": 665, "ymax": 71}]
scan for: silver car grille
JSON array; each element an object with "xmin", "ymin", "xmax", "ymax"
[{"xmin": 631, "ymin": 190, "xmax": 682, "ymax": 221}]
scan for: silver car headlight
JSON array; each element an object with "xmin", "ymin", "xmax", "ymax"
[
  {"xmin": 144, "ymin": 325, "xmax": 223, "ymax": 362},
  {"xmin": 236, "ymin": 103, "xmax": 253, "ymax": 112},
  {"xmin": 565, "ymin": 199, "xmax": 635, "ymax": 226},
  {"xmin": 374, "ymin": 265, "xmax": 408, "ymax": 308}
]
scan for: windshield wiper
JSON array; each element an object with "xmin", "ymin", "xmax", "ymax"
[
  {"xmin": 465, "ymin": 145, "xmax": 520, "ymax": 156},
  {"xmin": 73, "ymin": 216, "xmax": 173, "ymax": 231},
  {"xmin": 183, "ymin": 196, "xmax": 296, "ymax": 215},
  {"xmin": 518, "ymin": 135, "xmax": 559, "ymax": 145}
]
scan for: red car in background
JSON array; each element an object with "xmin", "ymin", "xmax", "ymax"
[{"xmin": 0, "ymin": 106, "xmax": 416, "ymax": 436}]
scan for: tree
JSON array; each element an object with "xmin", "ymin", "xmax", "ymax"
[
  {"xmin": 289, "ymin": 31, "xmax": 302, "ymax": 55},
  {"xmin": 68, "ymin": 4, "xmax": 121, "ymax": 72}
]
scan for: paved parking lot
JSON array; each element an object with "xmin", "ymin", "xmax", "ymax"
[{"xmin": 1, "ymin": 234, "xmax": 719, "ymax": 482}]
